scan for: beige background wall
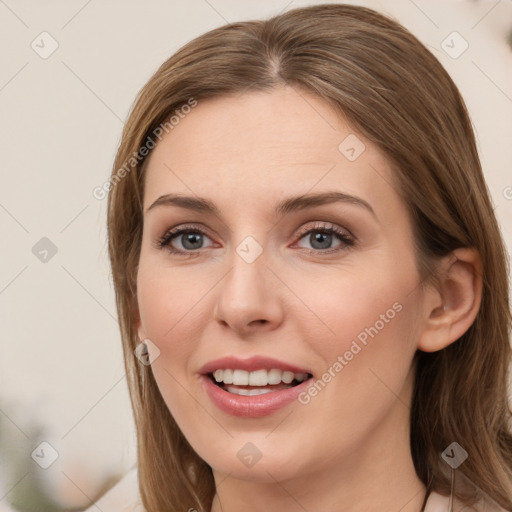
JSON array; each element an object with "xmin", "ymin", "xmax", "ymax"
[{"xmin": 1, "ymin": 0, "xmax": 511, "ymax": 509}]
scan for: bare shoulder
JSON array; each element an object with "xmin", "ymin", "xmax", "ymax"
[{"xmin": 83, "ymin": 467, "xmax": 145, "ymax": 512}]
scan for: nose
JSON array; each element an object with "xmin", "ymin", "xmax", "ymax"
[{"xmin": 213, "ymin": 243, "xmax": 284, "ymax": 336}]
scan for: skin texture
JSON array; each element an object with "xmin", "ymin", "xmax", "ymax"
[{"xmin": 136, "ymin": 85, "xmax": 482, "ymax": 512}]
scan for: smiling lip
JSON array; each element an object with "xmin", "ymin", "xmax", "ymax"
[
  {"xmin": 199, "ymin": 356, "xmax": 312, "ymax": 418},
  {"xmin": 201, "ymin": 375, "xmax": 311, "ymax": 418},
  {"xmin": 198, "ymin": 356, "xmax": 311, "ymax": 375}
]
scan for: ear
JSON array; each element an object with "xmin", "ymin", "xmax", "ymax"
[{"xmin": 417, "ymin": 248, "xmax": 482, "ymax": 352}]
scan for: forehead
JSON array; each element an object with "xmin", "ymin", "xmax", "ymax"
[{"xmin": 142, "ymin": 86, "xmax": 400, "ymax": 219}]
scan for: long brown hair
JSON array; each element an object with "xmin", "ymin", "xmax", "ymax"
[{"xmin": 106, "ymin": 4, "xmax": 512, "ymax": 510}]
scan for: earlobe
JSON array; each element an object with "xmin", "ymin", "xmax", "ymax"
[{"xmin": 417, "ymin": 248, "xmax": 482, "ymax": 353}]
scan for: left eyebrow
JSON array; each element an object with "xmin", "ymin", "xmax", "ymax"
[
  {"xmin": 145, "ymin": 191, "xmax": 376, "ymax": 219},
  {"xmin": 275, "ymin": 191, "xmax": 376, "ymax": 219}
]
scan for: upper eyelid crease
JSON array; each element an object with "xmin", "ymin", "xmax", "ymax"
[
  {"xmin": 145, "ymin": 191, "xmax": 376, "ymax": 219},
  {"xmin": 158, "ymin": 222, "xmax": 354, "ymax": 254}
]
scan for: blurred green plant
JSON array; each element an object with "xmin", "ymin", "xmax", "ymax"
[{"xmin": 1, "ymin": 400, "xmax": 64, "ymax": 512}]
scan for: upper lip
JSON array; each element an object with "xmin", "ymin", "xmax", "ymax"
[{"xmin": 199, "ymin": 356, "xmax": 312, "ymax": 376}]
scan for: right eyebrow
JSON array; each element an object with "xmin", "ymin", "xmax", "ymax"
[{"xmin": 146, "ymin": 194, "xmax": 220, "ymax": 215}]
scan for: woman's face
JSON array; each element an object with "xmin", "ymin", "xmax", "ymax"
[{"xmin": 136, "ymin": 85, "xmax": 425, "ymax": 484}]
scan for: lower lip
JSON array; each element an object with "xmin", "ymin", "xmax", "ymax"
[{"xmin": 201, "ymin": 375, "xmax": 311, "ymax": 418}]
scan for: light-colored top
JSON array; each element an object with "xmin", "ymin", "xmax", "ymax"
[
  {"xmin": 83, "ymin": 467, "xmax": 508, "ymax": 512},
  {"xmin": 84, "ymin": 468, "xmax": 144, "ymax": 511}
]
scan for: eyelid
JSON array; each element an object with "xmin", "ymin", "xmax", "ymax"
[
  {"xmin": 292, "ymin": 221, "xmax": 355, "ymax": 254},
  {"xmin": 155, "ymin": 223, "xmax": 216, "ymax": 253},
  {"xmin": 155, "ymin": 220, "xmax": 355, "ymax": 255},
  {"xmin": 294, "ymin": 221, "xmax": 353, "ymax": 239}
]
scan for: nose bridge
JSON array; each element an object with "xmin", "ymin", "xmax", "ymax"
[
  {"xmin": 225, "ymin": 233, "xmax": 268, "ymax": 303},
  {"xmin": 214, "ymin": 230, "xmax": 283, "ymax": 330}
]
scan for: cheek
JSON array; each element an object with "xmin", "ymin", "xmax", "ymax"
[
  {"xmin": 136, "ymin": 253, "xmax": 223, "ymax": 404},
  {"xmin": 136, "ymin": 253, "xmax": 209, "ymax": 346},
  {"xmin": 294, "ymin": 262, "xmax": 420, "ymax": 419},
  {"xmin": 136, "ymin": 260, "xmax": 206, "ymax": 426},
  {"xmin": 288, "ymin": 255, "xmax": 422, "ymax": 424},
  {"xmin": 290, "ymin": 254, "xmax": 420, "ymax": 357},
  {"xmin": 136, "ymin": 265, "xmax": 194, "ymax": 420}
]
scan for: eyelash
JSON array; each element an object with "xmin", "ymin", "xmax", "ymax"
[{"xmin": 155, "ymin": 222, "xmax": 355, "ymax": 257}]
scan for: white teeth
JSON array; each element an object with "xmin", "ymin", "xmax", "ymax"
[
  {"xmin": 282, "ymin": 371, "xmax": 295, "ymax": 384},
  {"xmin": 268, "ymin": 368, "xmax": 282, "ymax": 385},
  {"xmin": 232, "ymin": 369, "xmax": 249, "ymax": 385},
  {"xmin": 248, "ymin": 369, "xmax": 268, "ymax": 386},
  {"xmin": 212, "ymin": 368, "xmax": 310, "ymax": 387},
  {"xmin": 225, "ymin": 386, "xmax": 274, "ymax": 396},
  {"xmin": 223, "ymin": 368, "xmax": 234, "ymax": 384}
]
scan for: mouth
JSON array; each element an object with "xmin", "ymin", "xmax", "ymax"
[
  {"xmin": 198, "ymin": 356, "xmax": 314, "ymax": 417},
  {"xmin": 209, "ymin": 368, "xmax": 313, "ymax": 396},
  {"xmin": 199, "ymin": 356, "xmax": 314, "ymax": 417}
]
